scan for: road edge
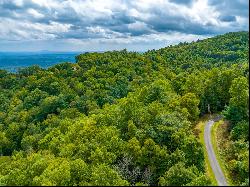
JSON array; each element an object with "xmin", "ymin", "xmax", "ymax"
[
  {"xmin": 195, "ymin": 116, "xmax": 218, "ymax": 185},
  {"xmin": 211, "ymin": 120, "xmax": 233, "ymax": 186},
  {"xmin": 204, "ymin": 118, "xmax": 228, "ymax": 186}
]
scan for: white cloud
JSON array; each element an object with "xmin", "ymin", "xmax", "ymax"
[
  {"xmin": 0, "ymin": 0, "xmax": 248, "ymax": 51},
  {"xmin": 27, "ymin": 8, "xmax": 44, "ymax": 18},
  {"xmin": 0, "ymin": 18, "xmax": 71, "ymax": 40},
  {"xmin": 86, "ymin": 26, "xmax": 126, "ymax": 39},
  {"xmin": 12, "ymin": 0, "xmax": 23, "ymax": 7},
  {"xmin": 128, "ymin": 21, "xmax": 149, "ymax": 30}
]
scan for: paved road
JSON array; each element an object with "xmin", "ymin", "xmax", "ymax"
[{"xmin": 204, "ymin": 119, "xmax": 228, "ymax": 186}]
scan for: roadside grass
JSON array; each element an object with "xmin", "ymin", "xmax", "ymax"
[
  {"xmin": 211, "ymin": 120, "xmax": 234, "ymax": 186},
  {"xmin": 194, "ymin": 114, "xmax": 217, "ymax": 186}
]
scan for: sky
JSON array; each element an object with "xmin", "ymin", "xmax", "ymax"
[{"xmin": 0, "ymin": 0, "xmax": 248, "ymax": 52}]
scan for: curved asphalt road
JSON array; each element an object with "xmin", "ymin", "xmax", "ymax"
[{"xmin": 204, "ymin": 119, "xmax": 228, "ymax": 186}]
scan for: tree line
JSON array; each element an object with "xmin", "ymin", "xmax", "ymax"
[{"xmin": 0, "ymin": 31, "xmax": 248, "ymax": 186}]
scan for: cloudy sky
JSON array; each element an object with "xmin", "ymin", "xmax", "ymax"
[{"xmin": 0, "ymin": 0, "xmax": 248, "ymax": 52}]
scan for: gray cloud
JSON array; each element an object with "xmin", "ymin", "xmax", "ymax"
[
  {"xmin": 219, "ymin": 15, "xmax": 236, "ymax": 22},
  {"xmin": 169, "ymin": 0, "xmax": 195, "ymax": 6},
  {"xmin": 0, "ymin": 0, "xmax": 248, "ymax": 51},
  {"xmin": 143, "ymin": 13, "xmax": 217, "ymax": 35},
  {"xmin": 208, "ymin": 0, "xmax": 249, "ymax": 18}
]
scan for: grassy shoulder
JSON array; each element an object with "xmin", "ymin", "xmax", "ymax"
[
  {"xmin": 194, "ymin": 114, "xmax": 217, "ymax": 186},
  {"xmin": 211, "ymin": 120, "xmax": 234, "ymax": 186}
]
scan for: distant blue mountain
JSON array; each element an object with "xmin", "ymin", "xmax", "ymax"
[
  {"xmin": 0, "ymin": 50, "xmax": 145, "ymax": 72},
  {"xmin": 0, "ymin": 52, "xmax": 80, "ymax": 72}
]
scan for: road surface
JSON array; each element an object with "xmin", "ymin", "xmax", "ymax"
[{"xmin": 204, "ymin": 119, "xmax": 228, "ymax": 186}]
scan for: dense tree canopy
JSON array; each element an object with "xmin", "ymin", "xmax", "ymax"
[{"xmin": 0, "ymin": 31, "xmax": 248, "ymax": 186}]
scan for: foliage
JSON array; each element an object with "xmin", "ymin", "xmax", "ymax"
[{"xmin": 0, "ymin": 31, "xmax": 248, "ymax": 186}]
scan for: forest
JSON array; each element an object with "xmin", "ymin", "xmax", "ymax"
[{"xmin": 0, "ymin": 31, "xmax": 248, "ymax": 186}]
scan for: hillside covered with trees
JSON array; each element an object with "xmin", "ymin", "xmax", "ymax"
[{"xmin": 0, "ymin": 31, "xmax": 248, "ymax": 186}]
